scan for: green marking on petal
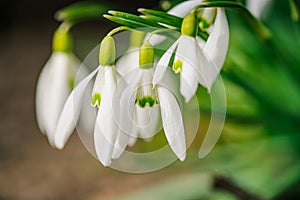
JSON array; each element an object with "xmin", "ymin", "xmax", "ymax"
[
  {"xmin": 173, "ymin": 59, "xmax": 182, "ymax": 74},
  {"xmin": 199, "ymin": 17, "xmax": 210, "ymax": 31},
  {"xmin": 68, "ymin": 78, "xmax": 75, "ymax": 91},
  {"xmin": 92, "ymin": 93, "xmax": 101, "ymax": 108},
  {"xmin": 137, "ymin": 96, "xmax": 157, "ymax": 108}
]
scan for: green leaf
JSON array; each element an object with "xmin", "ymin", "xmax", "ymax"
[
  {"xmin": 138, "ymin": 8, "xmax": 183, "ymax": 23},
  {"xmin": 103, "ymin": 15, "xmax": 155, "ymax": 29},
  {"xmin": 141, "ymin": 15, "xmax": 181, "ymax": 29},
  {"xmin": 55, "ymin": 1, "xmax": 111, "ymax": 24},
  {"xmin": 108, "ymin": 10, "xmax": 165, "ymax": 28}
]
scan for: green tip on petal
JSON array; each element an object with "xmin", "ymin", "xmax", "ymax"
[
  {"xmin": 99, "ymin": 36, "xmax": 116, "ymax": 66},
  {"xmin": 52, "ymin": 25, "xmax": 73, "ymax": 53},
  {"xmin": 181, "ymin": 12, "xmax": 198, "ymax": 37},
  {"xmin": 92, "ymin": 93, "xmax": 102, "ymax": 108},
  {"xmin": 68, "ymin": 78, "xmax": 75, "ymax": 91},
  {"xmin": 139, "ymin": 41, "xmax": 155, "ymax": 69},
  {"xmin": 173, "ymin": 59, "xmax": 182, "ymax": 74}
]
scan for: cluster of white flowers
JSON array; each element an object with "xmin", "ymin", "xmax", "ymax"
[{"xmin": 35, "ymin": 0, "xmax": 268, "ymax": 166}]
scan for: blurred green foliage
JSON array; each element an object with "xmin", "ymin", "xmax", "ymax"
[{"xmin": 116, "ymin": 0, "xmax": 300, "ymax": 199}]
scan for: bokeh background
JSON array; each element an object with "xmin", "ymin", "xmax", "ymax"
[{"xmin": 1, "ymin": 0, "xmax": 300, "ymax": 199}]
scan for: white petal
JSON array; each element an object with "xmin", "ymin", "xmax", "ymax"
[
  {"xmin": 112, "ymin": 69, "xmax": 142, "ymax": 156},
  {"xmin": 54, "ymin": 67, "xmax": 99, "ymax": 149},
  {"xmin": 157, "ymin": 86, "xmax": 186, "ymax": 161},
  {"xmin": 111, "ymin": 129, "xmax": 129, "ymax": 159},
  {"xmin": 153, "ymin": 40, "xmax": 179, "ymax": 86},
  {"xmin": 91, "ymin": 66, "xmax": 105, "ymax": 96},
  {"xmin": 119, "ymin": 68, "xmax": 142, "ymax": 135},
  {"xmin": 94, "ymin": 67, "xmax": 119, "ymax": 166},
  {"xmin": 168, "ymin": 0, "xmax": 203, "ymax": 17},
  {"xmin": 175, "ymin": 36, "xmax": 202, "ymax": 102},
  {"xmin": 36, "ymin": 53, "xmax": 77, "ymax": 145},
  {"xmin": 35, "ymin": 56, "xmax": 51, "ymax": 134},
  {"xmin": 115, "ymin": 47, "xmax": 140, "ymax": 81},
  {"xmin": 135, "ymin": 104, "xmax": 161, "ymax": 139},
  {"xmin": 203, "ymin": 8, "xmax": 229, "ymax": 90},
  {"xmin": 246, "ymin": 0, "xmax": 271, "ymax": 18}
]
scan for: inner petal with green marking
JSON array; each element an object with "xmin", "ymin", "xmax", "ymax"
[
  {"xmin": 173, "ymin": 59, "xmax": 183, "ymax": 74},
  {"xmin": 92, "ymin": 92, "xmax": 101, "ymax": 108},
  {"xmin": 136, "ymin": 83, "xmax": 158, "ymax": 108}
]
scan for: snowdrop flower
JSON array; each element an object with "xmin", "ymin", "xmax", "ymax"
[
  {"xmin": 246, "ymin": 0, "xmax": 272, "ymax": 19},
  {"xmin": 115, "ymin": 42, "xmax": 186, "ymax": 161},
  {"xmin": 54, "ymin": 35, "xmax": 120, "ymax": 166},
  {"xmin": 35, "ymin": 25, "xmax": 84, "ymax": 147},
  {"xmin": 154, "ymin": 0, "xmax": 229, "ymax": 102}
]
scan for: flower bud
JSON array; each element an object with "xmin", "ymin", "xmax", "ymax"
[
  {"xmin": 139, "ymin": 42, "xmax": 155, "ymax": 69},
  {"xmin": 181, "ymin": 12, "xmax": 198, "ymax": 37},
  {"xmin": 99, "ymin": 36, "xmax": 116, "ymax": 66}
]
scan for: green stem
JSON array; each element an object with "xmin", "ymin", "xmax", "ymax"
[
  {"xmin": 107, "ymin": 26, "xmax": 132, "ymax": 37},
  {"xmin": 145, "ymin": 29, "xmax": 173, "ymax": 41}
]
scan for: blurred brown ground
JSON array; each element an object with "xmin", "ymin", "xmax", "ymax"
[{"xmin": 0, "ymin": 1, "xmax": 186, "ymax": 199}]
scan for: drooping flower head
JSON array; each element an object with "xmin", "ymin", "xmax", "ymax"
[
  {"xmin": 35, "ymin": 24, "xmax": 85, "ymax": 147},
  {"xmin": 153, "ymin": 0, "xmax": 229, "ymax": 102},
  {"xmin": 115, "ymin": 41, "xmax": 187, "ymax": 161},
  {"xmin": 53, "ymin": 35, "xmax": 121, "ymax": 166}
]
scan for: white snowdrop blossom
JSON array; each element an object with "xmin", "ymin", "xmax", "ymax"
[
  {"xmin": 35, "ymin": 26, "xmax": 86, "ymax": 147},
  {"xmin": 246, "ymin": 0, "xmax": 272, "ymax": 19},
  {"xmin": 154, "ymin": 0, "xmax": 229, "ymax": 102},
  {"xmin": 53, "ymin": 36, "xmax": 121, "ymax": 167},
  {"xmin": 114, "ymin": 42, "xmax": 186, "ymax": 161}
]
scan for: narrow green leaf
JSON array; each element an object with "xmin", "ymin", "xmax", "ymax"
[
  {"xmin": 108, "ymin": 10, "xmax": 165, "ymax": 28},
  {"xmin": 138, "ymin": 8, "xmax": 183, "ymax": 23},
  {"xmin": 142, "ymin": 15, "xmax": 182, "ymax": 28},
  {"xmin": 103, "ymin": 15, "xmax": 155, "ymax": 29},
  {"xmin": 55, "ymin": 1, "xmax": 111, "ymax": 23}
]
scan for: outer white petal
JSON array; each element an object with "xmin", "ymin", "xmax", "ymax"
[
  {"xmin": 112, "ymin": 69, "xmax": 141, "ymax": 155},
  {"xmin": 157, "ymin": 86, "xmax": 186, "ymax": 161},
  {"xmin": 54, "ymin": 67, "xmax": 99, "ymax": 149},
  {"xmin": 168, "ymin": 0, "xmax": 203, "ymax": 17},
  {"xmin": 153, "ymin": 40, "xmax": 179, "ymax": 86},
  {"xmin": 203, "ymin": 8, "xmax": 229, "ymax": 90},
  {"xmin": 115, "ymin": 47, "xmax": 140, "ymax": 83},
  {"xmin": 175, "ymin": 36, "xmax": 202, "ymax": 102},
  {"xmin": 92, "ymin": 65, "xmax": 106, "ymax": 96},
  {"xmin": 35, "ymin": 56, "xmax": 51, "ymax": 134},
  {"xmin": 94, "ymin": 67, "xmax": 119, "ymax": 166},
  {"xmin": 36, "ymin": 52, "xmax": 78, "ymax": 145},
  {"xmin": 246, "ymin": 0, "xmax": 271, "ymax": 18}
]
